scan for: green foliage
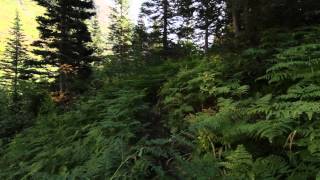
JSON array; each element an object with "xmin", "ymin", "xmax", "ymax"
[
  {"xmin": 32, "ymin": 0, "xmax": 96, "ymax": 93},
  {"xmin": 0, "ymin": 87, "xmax": 147, "ymax": 179},
  {"xmin": 0, "ymin": 12, "xmax": 34, "ymax": 100},
  {"xmin": 0, "ymin": 82, "xmax": 50, "ymax": 142},
  {"xmin": 108, "ymin": 0, "xmax": 133, "ymax": 61},
  {"xmin": 161, "ymin": 25, "xmax": 320, "ymax": 179},
  {"xmin": 0, "ymin": 61, "xmax": 181, "ymax": 179},
  {"xmin": 2, "ymin": 6, "xmax": 320, "ymax": 179}
]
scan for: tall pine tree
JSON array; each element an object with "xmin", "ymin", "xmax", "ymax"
[
  {"xmin": 33, "ymin": 0, "xmax": 95, "ymax": 94},
  {"xmin": 141, "ymin": 0, "xmax": 177, "ymax": 57},
  {"xmin": 0, "ymin": 12, "xmax": 30, "ymax": 105},
  {"xmin": 108, "ymin": 0, "xmax": 133, "ymax": 62},
  {"xmin": 176, "ymin": 0, "xmax": 196, "ymax": 41},
  {"xmin": 178, "ymin": 0, "xmax": 225, "ymax": 53},
  {"xmin": 89, "ymin": 15, "xmax": 106, "ymax": 58},
  {"xmin": 131, "ymin": 18, "xmax": 150, "ymax": 62}
]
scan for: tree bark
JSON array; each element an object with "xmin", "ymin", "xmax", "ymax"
[
  {"xmin": 204, "ymin": 23, "xmax": 209, "ymax": 54},
  {"xmin": 231, "ymin": 0, "xmax": 241, "ymax": 36},
  {"xmin": 163, "ymin": 0, "xmax": 169, "ymax": 56}
]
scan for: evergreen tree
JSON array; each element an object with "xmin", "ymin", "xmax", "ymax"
[
  {"xmin": 0, "ymin": 12, "xmax": 30, "ymax": 106},
  {"xmin": 32, "ymin": 0, "xmax": 95, "ymax": 94},
  {"xmin": 89, "ymin": 15, "xmax": 106, "ymax": 58},
  {"xmin": 197, "ymin": 0, "xmax": 224, "ymax": 53},
  {"xmin": 131, "ymin": 18, "xmax": 150, "ymax": 62},
  {"xmin": 108, "ymin": 0, "xmax": 133, "ymax": 62},
  {"xmin": 178, "ymin": 0, "xmax": 225, "ymax": 53},
  {"xmin": 176, "ymin": 0, "xmax": 195, "ymax": 41},
  {"xmin": 141, "ymin": 0, "xmax": 177, "ymax": 57}
]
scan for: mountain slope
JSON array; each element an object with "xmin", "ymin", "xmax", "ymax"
[
  {"xmin": 0, "ymin": 0, "xmax": 108, "ymax": 54},
  {"xmin": 0, "ymin": 0, "xmax": 43, "ymax": 53}
]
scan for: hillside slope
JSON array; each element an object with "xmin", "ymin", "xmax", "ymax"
[
  {"xmin": 2, "ymin": 26, "xmax": 320, "ymax": 179},
  {"xmin": 0, "ymin": 0, "xmax": 109, "ymax": 54},
  {"xmin": 0, "ymin": 0, "xmax": 43, "ymax": 53}
]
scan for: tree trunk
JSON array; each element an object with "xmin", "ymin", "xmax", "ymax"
[
  {"xmin": 13, "ymin": 43, "xmax": 19, "ymax": 105},
  {"xmin": 59, "ymin": 71, "xmax": 64, "ymax": 93},
  {"xmin": 59, "ymin": 5, "xmax": 67, "ymax": 93},
  {"xmin": 204, "ymin": 18, "xmax": 209, "ymax": 54},
  {"xmin": 163, "ymin": 0, "xmax": 169, "ymax": 56},
  {"xmin": 231, "ymin": 0, "xmax": 241, "ymax": 36}
]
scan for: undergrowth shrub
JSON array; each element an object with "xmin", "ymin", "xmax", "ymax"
[{"xmin": 2, "ymin": 26, "xmax": 320, "ymax": 179}]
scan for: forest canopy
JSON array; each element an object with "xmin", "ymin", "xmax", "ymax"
[{"xmin": 1, "ymin": 0, "xmax": 320, "ymax": 179}]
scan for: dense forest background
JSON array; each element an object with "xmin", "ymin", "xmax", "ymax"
[{"xmin": 1, "ymin": 0, "xmax": 320, "ymax": 179}]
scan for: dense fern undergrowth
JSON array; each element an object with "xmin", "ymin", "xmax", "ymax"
[{"xmin": 2, "ymin": 26, "xmax": 320, "ymax": 179}]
